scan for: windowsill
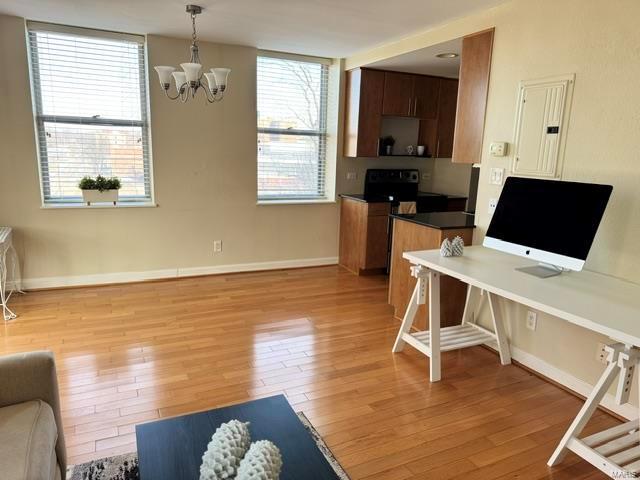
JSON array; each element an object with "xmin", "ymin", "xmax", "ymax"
[
  {"xmin": 257, "ymin": 199, "xmax": 336, "ymax": 206},
  {"xmin": 41, "ymin": 202, "xmax": 158, "ymax": 209}
]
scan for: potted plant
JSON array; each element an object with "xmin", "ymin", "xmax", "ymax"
[
  {"xmin": 78, "ymin": 175, "xmax": 121, "ymax": 206},
  {"xmin": 380, "ymin": 136, "xmax": 395, "ymax": 155}
]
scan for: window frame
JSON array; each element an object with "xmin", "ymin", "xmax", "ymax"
[
  {"xmin": 27, "ymin": 22, "xmax": 155, "ymax": 208},
  {"xmin": 256, "ymin": 52, "xmax": 331, "ymax": 204}
]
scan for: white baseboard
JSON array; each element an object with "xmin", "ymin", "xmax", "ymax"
[
  {"xmin": 21, "ymin": 257, "xmax": 339, "ymax": 290},
  {"xmin": 486, "ymin": 342, "xmax": 636, "ymax": 419}
]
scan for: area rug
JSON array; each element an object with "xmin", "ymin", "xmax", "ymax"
[{"xmin": 67, "ymin": 412, "xmax": 349, "ymax": 479}]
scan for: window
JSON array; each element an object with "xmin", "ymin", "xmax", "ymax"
[
  {"xmin": 257, "ymin": 55, "xmax": 329, "ymax": 201},
  {"xmin": 27, "ymin": 23, "xmax": 152, "ymax": 205}
]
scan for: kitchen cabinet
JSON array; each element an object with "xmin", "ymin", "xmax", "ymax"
[
  {"xmin": 344, "ymin": 68, "xmax": 384, "ymax": 158},
  {"xmin": 452, "ymin": 28, "xmax": 494, "ymax": 164},
  {"xmin": 339, "ymin": 198, "xmax": 390, "ymax": 275},
  {"xmin": 413, "ymin": 75, "xmax": 440, "ymax": 119},
  {"xmin": 418, "ymin": 78, "xmax": 459, "ymax": 158},
  {"xmin": 388, "ymin": 218, "xmax": 473, "ymax": 330},
  {"xmin": 344, "ymin": 67, "xmax": 462, "ymax": 158},
  {"xmin": 382, "ymin": 72, "xmax": 440, "ymax": 118},
  {"xmin": 382, "ymin": 72, "xmax": 414, "ymax": 117},
  {"xmin": 435, "ymin": 78, "xmax": 458, "ymax": 158}
]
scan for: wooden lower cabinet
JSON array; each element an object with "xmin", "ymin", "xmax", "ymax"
[
  {"xmin": 339, "ymin": 198, "xmax": 390, "ymax": 275},
  {"xmin": 388, "ymin": 219, "xmax": 474, "ymax": 330}
]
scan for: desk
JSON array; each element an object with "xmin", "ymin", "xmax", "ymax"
[
  {"xmin": 0, "ymin": 227, "xmax": 21, "ymax": 321},
  {"xmin": 392, "ymin": 245, "xmax": 640, "ymax": 478}
]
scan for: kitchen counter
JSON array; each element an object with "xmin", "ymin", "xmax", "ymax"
[
  {"xmin": 339, "ymin": 193, "xmax": 391, "ymax": 203},
  {"xmin": 390, "ymin": 211, "xmax": 476, "ymax": 230},
  {"xmin": 388, "ymin": 212, "xmax": 475, "ymax": 329},
  {"xmin": 339, "ymin": 192, "xmax": 468, "ymax": 203}
]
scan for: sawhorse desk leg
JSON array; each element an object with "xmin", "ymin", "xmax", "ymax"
[
  {"xmin": 392, "ymin": 267, "xmax": 511, "ymax": 382},
  {"xmin": 548, "ymin": 343, "xmax": 640, "ymax": 478}
]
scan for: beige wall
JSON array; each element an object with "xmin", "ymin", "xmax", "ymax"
[
  {"xmin": 0, "ymin": 15, "xmax": 340, "ymax": 284},
  {"xmin": 346, "ymin": 0, "xmax": 640, "ymax": 410}
]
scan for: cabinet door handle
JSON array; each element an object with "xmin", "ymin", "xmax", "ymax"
[
  {"xmin": 436, "ymin": 139, "xmax": 440, "ymax": 158},
  {"xmin": 413, "ymin": 98, "xmax": 418, "ymax": 116},
  {"xmin": 407, "ymin": 97, "xmax": 412, "ymax": 116},
  {"xmin": 376, "ymin": 137, "xmax": 381, "ymax": 156}
]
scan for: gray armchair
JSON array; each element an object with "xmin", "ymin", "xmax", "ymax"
[{"xmin": 0, "ymin": 351, "xmax": 66, "ymax": 480}]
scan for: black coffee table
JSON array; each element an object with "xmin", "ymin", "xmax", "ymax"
[{"xmin": 136, "ymin": 395, "xmax": 342, "ymax": 479}]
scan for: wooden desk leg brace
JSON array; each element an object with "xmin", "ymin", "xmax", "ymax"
[
  {"xmin": 548, "ymin": 343, "xmax": 640, "ymax": 478},
  {"xmin": 392, "ymin": 266, "xmax": 511, "ymax": 382}
]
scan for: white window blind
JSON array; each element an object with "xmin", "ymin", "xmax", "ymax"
[
  {"xmin": 27, "ymin": 23, "xmax": 152, "ymax": 204},
  {"xmin": 257, "ymin": 55, "xmax": 329, "ymax": 201}
]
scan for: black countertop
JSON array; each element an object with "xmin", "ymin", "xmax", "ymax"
[
  {"xmin": 390, "ymin": 211, "xmax": 476, "ymax": 230},
  {"xmin": 339, "ymin": 191, "xmax": 467, "ymax": 203}
]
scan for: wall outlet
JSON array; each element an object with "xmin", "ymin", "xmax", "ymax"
[
  {"xmin": 346, "ymin": 172, "xmax": 357, "ymax": 180},
  {"xmin": 526, "ymin": 310, "xmax": 537, "ymax": 331},
  {"xmin": 422, "ymin": 172, "xmax": 432, "ymax": 181},
  {"xmin": 596, "ymin": 342, "xmax": 608, "ymax": 364},
  {"xmin": 488, "ymin": 198, "xmax": 498, "ymax": 214},
  {"xmin": 213, "ymin": 240, "xmax": 222, "ymax": 253},
  {"xmin": 490, "ymin": 167, "xmax": 505, "ymax": 185}
]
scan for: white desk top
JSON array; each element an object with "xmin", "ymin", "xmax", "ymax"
[{"xmin": 404, "ymin": 246, "xmax": 640, "ymax": 346}]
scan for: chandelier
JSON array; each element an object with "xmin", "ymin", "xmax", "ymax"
[{"xmin": 154, "ymin": 5, "xmax": 230, "ymax": 103}]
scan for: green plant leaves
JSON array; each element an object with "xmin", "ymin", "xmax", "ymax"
[{"xmin": 78, "ymin": 175, "xmax": 121, "ymax": 191}]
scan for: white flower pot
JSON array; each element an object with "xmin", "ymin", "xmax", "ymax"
[{"xmin": 82, "ymin": 189, "xmax": 119, "ymax": 206}]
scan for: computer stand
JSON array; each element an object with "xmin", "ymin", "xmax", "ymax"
[{"xmin": 516, "ymin": 263, "xmax": 563, "ymax": 278}]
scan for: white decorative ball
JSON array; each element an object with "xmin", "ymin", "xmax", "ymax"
[
  {"xmin": 200, "ymin": 420, "xmax": 252, "ymax": 480},
  {"xmin": 440, "ymin": 238, "xmax": 453, "ymax": 257},
  {"xmin": 451, "ymin": 236, "xmax": 465, "ymax": 256},
  {"xmin": 236, "ymin": 440, "xmax": 283, "ymax": 480}
]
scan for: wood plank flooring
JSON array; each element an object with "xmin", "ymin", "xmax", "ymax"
[{"xmin": 0, "ymin": 266, "xmax": 615, "ymax": 479}]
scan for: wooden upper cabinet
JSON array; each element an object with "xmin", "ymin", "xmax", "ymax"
[
  {"xmin": 382, "ymin": 72, "xmax": 414, "ymax": 116},
  {"xmin": 413, "ymin": 75, "xmax": 440, "ymax": 119},
  {"xmin": 344, "ymin": 68, "xmax": 384, "ymax": 158},
  {"xmin": 452, "ymin": 28, "xmax": 494, "ymax": 164},
  {"xmin": 435, "ymin": 78, "xmax": 459, "ymax": 158}
]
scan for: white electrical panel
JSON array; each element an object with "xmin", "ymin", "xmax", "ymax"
[{"xmin": 512, "ymin": 74, "xmax": 575, "ymax": 178}]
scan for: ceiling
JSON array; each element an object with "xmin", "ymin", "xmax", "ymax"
[
  {"xmin": 0, "ymin": 0, "xmax": 507, "ymax": 58},
  {"xmin": 366, "ymin": 38, "xmax": 462, "ymax": 77}
]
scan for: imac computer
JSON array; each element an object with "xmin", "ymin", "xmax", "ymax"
[{"xmin": 483, "ymin": 177, "xmax": 613, "ymax": 278}]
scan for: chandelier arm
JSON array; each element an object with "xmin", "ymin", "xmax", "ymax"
[{"xmin": 164, "ymin": 88, "xmax": 182, "ymax": 101}]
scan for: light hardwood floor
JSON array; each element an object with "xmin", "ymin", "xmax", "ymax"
[{"xmin": 0, "ymin": 266, "xmax": 614, "ymax": 479}]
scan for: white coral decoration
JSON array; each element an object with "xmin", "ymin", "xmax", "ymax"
[
  {"xmin": 200, "ymin": 420, "xmax": 252, "ymax": 480},
  {"xmin": 440, "ymin": 238, "xmax": 453, "ymax": 257},
  {"xmin": 451, "ymin": 236, "xmax": 465, "ymax": 256},
  {"xmin": 236, "ymin": 440, "xmax": 283, "ymax": 480}
]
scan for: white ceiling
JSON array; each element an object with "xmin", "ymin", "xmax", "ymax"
[
  {"xmin": 0, "ymin": 0, "xmax": 507, "ymax": 58},
  {"xmin": 366, "ymin": 38, "xmax": 462, "ymax": 77}
]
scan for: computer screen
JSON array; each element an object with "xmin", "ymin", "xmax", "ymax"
[{"xmin": 485, "ymin": 177, "xmax": 612, "ymax": 261}]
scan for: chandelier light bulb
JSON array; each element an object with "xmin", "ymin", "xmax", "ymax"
[
  {"xmin": 203, "ymin": 72, "xmax": 218, "ymax": 93},
  {"xmin": 180, "ymin": 62, "xmax": 202, "ymax": 84},
  {"xmin": 211, "ymin": 68, "xmax": 231, "ymax": 91},
  {"xmin": 172, "ymin": 71, "xmax": 187, "ymax": 91},
  {"xmin": 154, "ymin": 66, "xmax": 176, "ymax": 89}
]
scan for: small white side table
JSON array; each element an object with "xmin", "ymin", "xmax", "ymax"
[{"xmin": 0, "ymin": 227, "xmax": 23, "ymax": 320}]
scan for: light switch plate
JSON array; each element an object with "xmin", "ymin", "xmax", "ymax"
[
  {"xmin": 346, "ymin": 172, "xmax": 357, "ymax": 180},
  {"xmin": 490, "ymin": 142, "xmax": 507, "ymax": 156},
  {"xmin": 490, "ymin": 167, "xmax": 504, "ymax": 185}
]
